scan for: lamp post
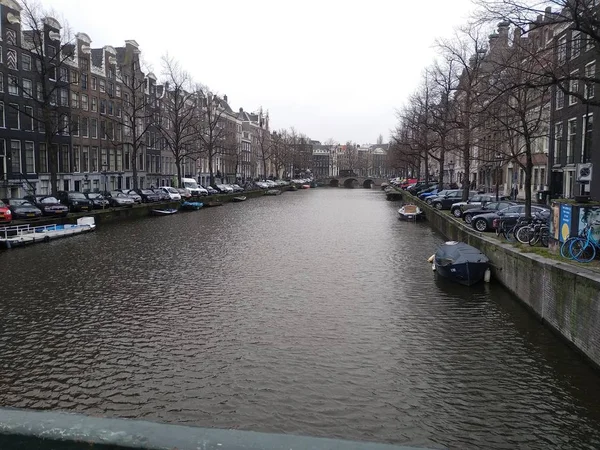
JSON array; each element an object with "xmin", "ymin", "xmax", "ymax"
[{"xmin": 495, "ymin": 154, "xmax": 502, "ymax": 201}]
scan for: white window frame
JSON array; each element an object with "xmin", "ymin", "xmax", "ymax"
[
  {"xmin": 8, "ymin": 75, "xmax": 18, "ymax": 95},
  {"xmin": 569, "ymin": 70, "xmax": 579, "ymax": 106},
  {"xmin": 10, "ymin": 140, "xmax": 21, "ymax": 174},
  {"xmin": 582, "ymin": 113, "xmax": 593, "ymax": 162},
  {"xmin": 24, "ymin": 106, "xmax": 33, "ymax": 131},
  {"xmin": 22, "ymin": 54, "xmax": 32, "ymax": 71},
  {"xmin": 567, "ymin": 118, "xmax": 577, "ymax": 163},
  {"xmin": 558, "ymin": 36, "xmax": 567, "ymax": 65},
  {"xmin": 585, "ymin": 61, "xmax": 596, "ymax": 99},
  {"xmin": 24, "ymin": 141, "xmax": 35, "ymax": 174},
  {"xmin": 571, "ymin": 31, "xmax": 581, "ymax": 59},
  {"xmin": 22, "ymin": 78, "xmax": 32, "ymax": 98},
  {"xmin": 8, "ymin": 103, "xmax": 19, "ymax": 129}
]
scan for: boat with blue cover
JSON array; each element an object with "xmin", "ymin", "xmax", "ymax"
[
  {"xmin": 432, "ymin": 241, "xmax": 490, "ymax": 286},
  {"xmin": 180, "ymin": 201, "xmax": 203, "ymax": 211}
]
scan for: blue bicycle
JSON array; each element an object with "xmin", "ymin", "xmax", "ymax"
[{"xmin": 567, "ymin": 226, "xmax": 598, "ymax": 263}]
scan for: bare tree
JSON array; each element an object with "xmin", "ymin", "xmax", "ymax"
[
  {"xmin": 271, "ymin": 129, "xmax": 293, "ymax": 178},
  {"xmin": 15, "ymin": 0, "xmax": 75, "ymax": 195},
  {"xmin": 157, "ymin": 55, "xmax": 198, "ymax": 188},
  {"xmin": 195, "ymin": 89, "xmax": 236, "ymax": 187},
  {"xmin": 114, "ymin": 42, "xmax": 155, "ymax": 190},
  {"xmin": 324, "ymin": 138, "xmax": 338, "ymax": 177},
  {"xmin": 255, "ymin": 121, "xmax": 272, "ymax": 180}
]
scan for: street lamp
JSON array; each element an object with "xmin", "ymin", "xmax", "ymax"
[{"xmin": 495, "ymin": 154, "xmax": 503, "ymax": 201}]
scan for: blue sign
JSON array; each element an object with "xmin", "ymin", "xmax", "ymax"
[{"xmin": 559, "ymin": 204, "xmax": 572, "ymax": 242}]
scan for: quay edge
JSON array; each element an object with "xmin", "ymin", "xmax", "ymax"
[{"xmin": 400, "ymin": 190, "xmax": 600, "ymax": 371}]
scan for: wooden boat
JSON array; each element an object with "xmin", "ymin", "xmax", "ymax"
[
  {"xmin": 287, "ymin": 185, "xmax": 298, "ymax": 191},
  {"xmin": 432, "ymin": 241, "xmax": 490, "ymax": 286},
  {"xmin": 398, "ymin": 204, "xmax": 423, "ymax": 221},
  {"xmin": 232, "ymin": 196, "xmax": 247, "ymax": 202},
  {"xmin": 203, "ymin": 201, "xmax": 224, "ymax": 207},
  {"xmin": 180, "ymin": 201, "xmax": 203, "ymax": 211},
  {"xmin": 265, "ymin": 189, "xmax": 282, "ymax": 196},
  {"xmin": 150, "ymin": 208, "xmax": 178, "ymax": 216},
  {"xmin": 0, "ymin": 217, "xmax": 96, "ymax": 249},
  {"xmin": 301, "ymin": 184, "xmax": 311, "ymax": 189}
]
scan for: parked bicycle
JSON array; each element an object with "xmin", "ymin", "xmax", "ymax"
[
  {"xmin": 560, "ymin": 224, "xmax": 592, "ymax": 260},
  {"xmin": 565, "ymin": 225, "xmax": 598, "ymax": 263},
  {"xmin": 514, "ymin": 213, "xmax": 550, "ymax": 246}
]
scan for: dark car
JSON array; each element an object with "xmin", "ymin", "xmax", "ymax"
[
  {"xmin": 204, "ymin": 185, "xmax": 219, "ymax": 195},
  {"xmin": 85, "ymin": 192, "xmax": 110, "ymax": 209},
  {"xmin": 471, "ymin": 204, "xmax": 549, "ymax": 232},
  {"xmin": 57, "ymin": 191, "xmax": 93, "ymax": 212},
  {"xmin": 24, "ymin": 195, "xmax": 69, "ymax": 216},
  {"xmin": 450, "ymin": 194, "xmax": 510, "ymax": 218},
  {"xmin": 431, "ymin": 190, "xmax": 478, "ymax": 210},
  {"xmin": 118, "ymin": 189, "xmax": 142, "ymax": 204},
  {"xmin": 462, "ymin": 201, "xmax": 518, "ymax": 225},
  {"xmin": 6, "ymin": 198, "xmax": 43, "ymax": 219},
  {"xmin": 423, "ymin": 189, "xmax": 457, "ymax": 204},
  {"xmin": 177, "ymin": 188, "xmax": 192, "ymax": 199},
  {"xmin": 134, "ymin": 189, "xmax": 160, "ymax": 203}
]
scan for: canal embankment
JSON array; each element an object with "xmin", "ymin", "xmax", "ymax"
[{"xmin": 400, "ymin": 190, "xmax": 600, "ymax": 371}]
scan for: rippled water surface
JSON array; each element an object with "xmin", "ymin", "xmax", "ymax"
[{"xmin": 1, "ymin": 188, "xmax": 600, "ymax": 449}]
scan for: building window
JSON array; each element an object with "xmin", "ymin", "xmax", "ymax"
[
  {"xmin": 81, "ymin": 58, "xmax": 89, "ymax": 71},
  {"xmin": 99, "ymin": 79, "xmax": 106, "ymax": 93},
  {"xmin": 571, "ymin": 31, "xmax": 581, "ymax": 59},
  {"xmin": 37, "ymin": 82, "xmax": 43, "ymax": 101},
  {"xmin": 59, "ymin": 66, "xmax": 68, "ymax": 82},
  {"xmin": 116, "ymin": 85, "xmax": 121, "ymax": 97},
  {"xmin": 81, "ymin": 93, "xmax": 89, "ymax": 110},
  {"xmin": 8, "ymin": 75, "xmax": 18, "ymax": 95},
  {"xmin": 82, "ymin": 146, "xmax": 89, "ymax": 172},
  {"xmin": 6, "ymin": 49, "xmax": 17, "ymax": 70},
  {"xmin": 583, "ymin": 114, "xmax": 593, "ymax": 162},
  {"xmin": 22, "ymin": 54, "xmax": 32, "ymax": 71},
  {"xmin": 39, "ymin": 143, "xmax": 48, "ymax": 173},
  {"xmin": 60, "ymin": 88, "xmax": 68, "ymax": 106},
  {"xmin": 24, "ymin": 106, "xmax": 33, "ymax": 131},
  {"xmin": 91, "ymin": 76, "xmax": 97, "ymax": 90},
  {"xmin": 91, "ymin": 146, "xmax": 98, "ymax": 172},
  {"xmin": 71, "ymin": 91, "xmax": 79, "ymax": 108},
  {"xmin": 47, "ymin": 45, "xmax": 56, "ymax": 57},
  {"xmin": 0, "ymin": 102, "xmax": 4, "ymax": 128},
  {"xmin": 91, "ymin": 96, "xmax": 97, "ymax": 112},
  {"xmin": 557, "ymin": 36, "xmax": 567, "ymax": 65},
  {"xmin": 10, "ymin": 140, "xmax": 21, "ymax": 173},
  {"xmin": 116, "ymin": 148, "xmax": 122, "ymax": 172},
  {"xmin": 25, "ymin": 141, "xmax": 35, "ymax": 173},
  {"xmin": 22, "ymin": 78, "xmax": 32, "ymax": 97},
  {"xmin": 73, "ymin": 145, "xmax": 80, "ymax": 172},
  {"xmin": 81, "ymin": 116, "xmax": 89, "ymax": 137},
  {"xmin": 81, "ymin": 72, "xmax": 88, "ymax": 89},
  {"xmin": 72, "ymin": 115, "xmax": 79, "ymax": 136},
  {"xmin": 100, "ymin": 120, "xmax": 106, "ymax": 139},
  {"xmin": 101, "ymin": 148, "xmax": 107, "ymax": 169},
  {"xmin": 569, "ymin": 71, "xmax": 578, "ymax": 105},
  {"xmin": 108, "ymin": 101, "xmax": 113, "ymax": 115},
  {"xmin": 71, "ymin": 70, "xmax": 79, "ymax": 84},
  {"xmin": 585, "ymin": 61, "xmax": 595, "ymax": 99},
  {"xmin": 586, "ymin": 34, "xmax": 595, "ymax": 52},
  {"xmin": 567, "ymin": 118, "xmax": 577, "ymax": 164},
  {"xmin": 100, "ymin": 99, "xmax": 106, "ymax": 114},
  {"xmin": 90, "ymin": 118, "xmax": 98, "ymax": 138},
  {"xmin": 7, "ymin": 103, "xmax": 19, "ymax": 129},
  {"xmin": 0, "ymin": 73, "xmax": 3, "ymax": 93}
]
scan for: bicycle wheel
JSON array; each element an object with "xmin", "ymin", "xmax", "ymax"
[
  {"xmin": 560, "ymin": 237, "xmax": 577, "ymax": 259},
  {"xmin": 528, "ymin": 228, "xmax": 541, "ymax": 246},
  {"xmin": 540, "ymin": 228, "xmax": 550, "ymax": 247},
  {"xmin": 570, "ymin": 238, "xmax": 596, "ymax": 263},
  {"xmin": 515, "ymin": 225, "xmax": 533, "ymax": 244}
]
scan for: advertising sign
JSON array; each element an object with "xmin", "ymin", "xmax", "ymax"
[{"xmin": 559, "ymin": 204, "xmax": 572, "ymax": 242}]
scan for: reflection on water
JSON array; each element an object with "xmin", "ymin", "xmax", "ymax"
[{"xmin": 1, "ymin": 188, "xmax": 599, "ymax": 449}]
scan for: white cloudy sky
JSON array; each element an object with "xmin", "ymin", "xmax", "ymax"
[{"xmin": 40, "ymin": 0, "xmax": 476, "ymax": 144}]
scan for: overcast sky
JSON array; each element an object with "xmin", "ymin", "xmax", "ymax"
[{"xmin": 40, "ymin": 0, "xmax": 476, "ymax": 144}]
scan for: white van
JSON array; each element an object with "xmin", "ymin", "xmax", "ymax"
[{"xmin": 181, "ymin": 178, "xmax": 207, "ymax": 196}]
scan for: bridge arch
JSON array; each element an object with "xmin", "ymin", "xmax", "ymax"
[
  {"xmin": 363, "ymin": 179, "xmax": 374, "ymax": 188},
  {"xmin": 343, "ymin": 178, "xmax": 359, "ymax": 188},
  {"xmin": 329, "ymin": 179, "xmax": 339, "ymax": 187}
]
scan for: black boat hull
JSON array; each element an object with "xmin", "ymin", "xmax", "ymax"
[{"xmin": 434, "ymin": 261, "xmax": 489, "ymax": 286}]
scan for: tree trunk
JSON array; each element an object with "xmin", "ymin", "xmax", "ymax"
[
  {"xmin": 176, "ymin": 157, "xmax": 182, "ymax": 188},
  {"xmin": 524, "ymin": 150, "xmax": 534, "ymax": 218},
  {"xmin": 48, "ymin": 139, "xmax": 58, "ymax": 196},
  {"xmin": 437, "ymin": 147, "xmax": 445, "ymax": 189},
  {"xmin": 208, "ymin": 150, "xmax": 214, "ymax": 187}
]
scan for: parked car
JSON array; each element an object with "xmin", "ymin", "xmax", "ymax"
[
  {"xmin": 6, "ymin": 199, "xmax": 42, "ymax": 220},
  {"xmin": 106, "ymin": 191, "xmax": 135, "ymax": 207},
  {"xmin": 160, "ymin": 187, "xmax": 182, "ymax": 201},
  {"xmin": 471, "ymin": 204, "xmax": 549, "ymax": 232},
  {"xmin": 423, "ymin": 189, "xmax": 457, "ymax": 204},
  {"xmin": 0, "ymin": 199, "xmax": 13, "ymax": 223},
  {"xmin": 462, "ymin": 201, "xmax": 518, "ymax": 225},
  {"xmin": 214, "ymin": 184, "xmax": 234, "ymax": 194},
  {"xmin": 119, "ymin": 189, "xmax": 142, "ymax": 204},
  {"xmin": 177, "ymin": 188, "xmax": 192, "ymax": 199},
  {"xmin": 57, "ymin": 191, "xmax": 93, "ymax": 212},
  {"xmin": 152, "ymin": 188, "xmax": 171, "ymax": 202},
  {"xmin": 204, "ymin": 185, "xmax": 219, "ymax": 195},
  {"xmin": 451, "ymin": 194, "xmax": 496, "ymax": 218},
  {"xmin": 133, "ymin": 189, "xmax": 161, "ymax": 203},
  {"xmin": 84, "ymin": 192, "xmax": 110, "ymax": 209},
  {"xmin": 431, "ymin": 191, "xmax": 478, "ymax": 210},
  {"xmin": 24, "ymin": 195, "xmax": 69, "ymax": 216},
  {"xmin": 231, "ymin": 184, "xmax": 244, "ymax": 193}
]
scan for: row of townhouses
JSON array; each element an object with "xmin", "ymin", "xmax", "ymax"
[
  {"xmin": 418, "ymin": 7, "xmax": 600, "ymax": 201},
  {"xmin": 310, "ymin": 142, "xmax": 393, "ymax": 180},
  {"xmin": 0, "ymin": 0, "xmax": 272, "ymax": 199}
]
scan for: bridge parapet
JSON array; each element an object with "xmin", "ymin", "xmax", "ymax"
[{"xmin": 322, "ymin": 177, "xmax": 386, "ymax": 188}]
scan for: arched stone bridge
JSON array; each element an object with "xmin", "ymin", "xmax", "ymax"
[{"xmin": 322, "ymin": 177, "xmax": 387, "ymax": 188}]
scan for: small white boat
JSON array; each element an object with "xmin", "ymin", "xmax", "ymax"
[
  {"xmin": 0, "ymin": 217, "xmax": 96, "ymax": 249},
  {"xmin": 398, "ymin": 204, "xmax": 422, "ymax": 221}
]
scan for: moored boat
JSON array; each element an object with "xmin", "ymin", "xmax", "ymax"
[
  {"xmin": 150, "ymin": 208, "xmax": 178, "ymax": 216},
  {"xmin": 180, "ymin": 201, "xmax": 203, "ymax": 211},
  {"xmin": 432, "ymin": 241, "xmax": 490, "ymax": 286},
  {"xmin": 398, "ymin": 204, "xmax": 422, "ymax": 221},
  {"xmin": 0, "ymin": 217, "xmax": 96, "ymax": 249},
  {"xmin": 203, "ymin": 201, "xmax": 224, "ymax": 207},
  {"xmin": 265, "ymin": 189, "xmax": 282, "ymax": 196},
  {"xmin": 301, "ymin": 184, "xmax": 310, "ymax": 189},
  {"xmin": 232, "ymin": 196, "xmax": 247, "ymax": 202}
]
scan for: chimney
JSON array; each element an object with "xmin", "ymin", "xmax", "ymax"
[
  {"xmin": 239, "ymin": 107, "xmax": 243, "ymax": 112},
  {"xmin": 513, "ymin": 27, "xmax": 522, "ymax": 44},
  {"xmin": 545, "ymin": 6, "xmax": 552, "ymax": 21},
  {"xmin": 224, "ymin": 94, "xmax": 228, "ymax": 103},
  {"xmin": 497, "ymin": 21, "xmax": 509, "ymax": 46},
  {"xmin": 488, "ymin": 33, "xmax": 499, "ymax": 52}
]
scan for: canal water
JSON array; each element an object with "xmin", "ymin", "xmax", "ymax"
[{"xmin": 1, "ymin": 188, "xmax": 600, "ymax": 450}]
